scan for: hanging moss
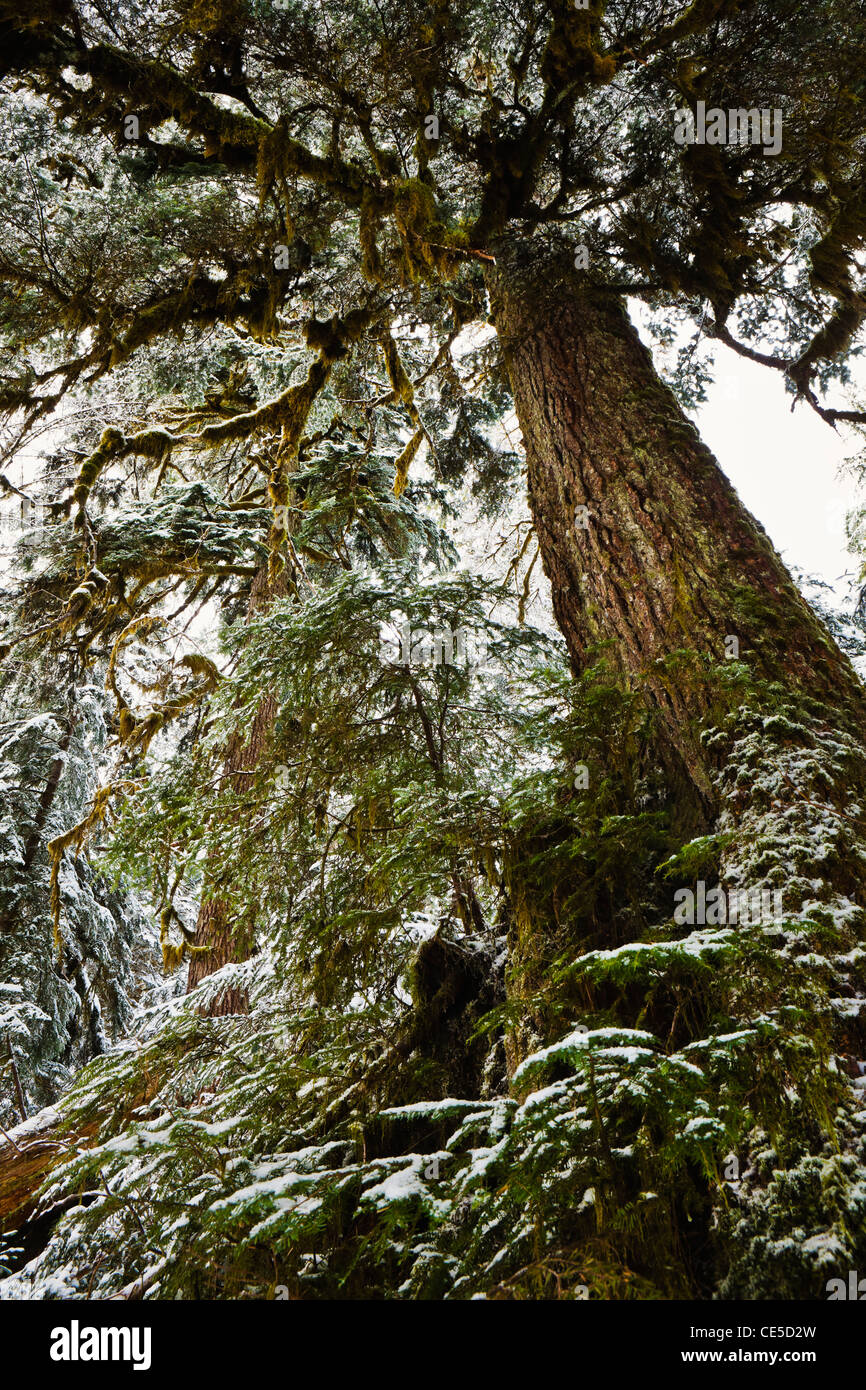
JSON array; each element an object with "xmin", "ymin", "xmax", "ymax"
[
  {"xmin": 359, "ymin": 188, "xmax": 386, "ymax": 285},
  {"xmin": 256, "ymin": 115, "xmax": 366, "ymax": 209},
  {"xmin": 159, "ymin": 904, "xmax": 208, "ymax": 971},
  {"xmin": 540, "ymin": 0, "xmax": 618, "ymax": 92},
  {"xmin": 391, "ymin": 178, "xmax": 469, "ymax": 282},
  {"xmin": 392, "ymin": 428, "xmax": 424, "ymax": 497}
]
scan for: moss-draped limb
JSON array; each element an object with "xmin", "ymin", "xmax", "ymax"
[
  {"xmin": 71, "ymin": 428, "xmax": 173, "ymax": 530},
  {"xmin": 380, "ymin": 328, "xmax": 427, "ymax": 495},
  {"xmin": 67, "ymin": 303, "xmax": 377, "ymax": 575},
  {"xmin": 625, "ymin": 0, "xmax": 752, "ymax": 60},
  {"xmin": 256, "ymin": 116, "xmax": 369, "ymax": 209},
  {"xmin": 392, "ymin": 429, "xmax": 424, "ymax": 498},
  {"xmin": 0, "ymin": 6, "xmax": 267, "ymax": 171},
  {"xmin": 263, "ymin": 305, "xmax": 376, "ymax": 582},
  {"xmin": 159, "ymin": 903, "xmax": 209, "ymax": 972},
  {"xmin": 104, "ymin": 614, "xmax": 164, "ymax": 738},
  {"xmin": 540, "ymin": 1, "xmax": 617, "ymax": 91}
]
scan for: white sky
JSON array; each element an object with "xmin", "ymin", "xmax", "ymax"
[
  {"xmin": 628, "ymin": 303, "xmax": 865, "ymax": 603},
  {"xmin": 692, "ymin": 343, "xmax": 863, "ymax": 598}
]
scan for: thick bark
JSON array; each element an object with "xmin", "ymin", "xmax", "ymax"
[
  {"xmin": 488, "ymin": 242, "xmax": 866, "ymax": 797},
  {"xmin": 0, "ymin": 1108, "xmax": 68, "ymax": 1234},
  {"xmin": 488, "ymin": 242, "xmax": 866, "ymax": 1296}
]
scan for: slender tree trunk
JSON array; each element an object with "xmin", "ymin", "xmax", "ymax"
[
  {"xmin": 487, "ymin": 241, "xmax": 866, "ymax": 1296},
  {"xmin": 185, "ymin": 565, "xmax": 284, "ymax": 1012},
  {"xmin": 184, "ymin": 324, "xmax": 365, "ymax": 1011},
  {"xmin": 183, "ymin": 698, "xmax": 277, "ymax": 1013}
]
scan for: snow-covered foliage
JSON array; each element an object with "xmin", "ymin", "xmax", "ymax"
[
  {"xmin": 3, "ymin": 649, "xmax": 866, "ymax": 1301},
  {"xmin": 0, "ymin": 666, "xmax": 162, "ymax": 1127}
]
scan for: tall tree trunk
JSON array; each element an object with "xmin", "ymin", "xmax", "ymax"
[
  {"xmin": 487, "ymin": 240, "xmax": 866, "ymax": 1297},
  {"xmin": 488, "ymin": 242, "xmax": 866, "ymax": 789}
]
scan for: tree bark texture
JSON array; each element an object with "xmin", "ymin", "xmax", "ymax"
[
  {"xmin": 487, "ymin": 245, "xmax": 866, "ymax": 1298},
  {"xmin": 488, "ymin": 242, "xmax": 866, "ymax": 799}
]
